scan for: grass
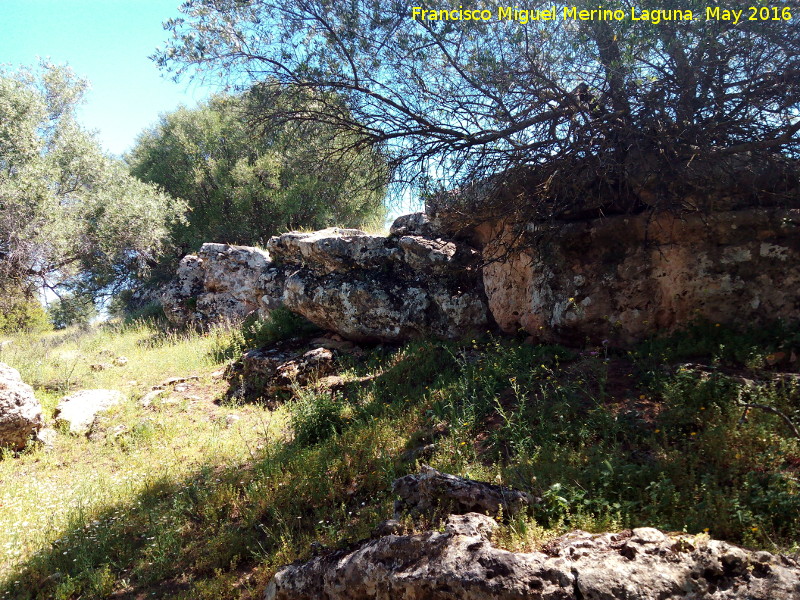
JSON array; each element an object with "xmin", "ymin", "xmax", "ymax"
[{"xmin": 0, "ymin": 319, "xmax": 798, "ymax": 599}]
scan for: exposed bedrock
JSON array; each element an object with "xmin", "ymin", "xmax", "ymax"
[
  {"xmin": 268, "ymin": 227, "xmax": 489, "ymax": 342},
  {"xmin": 163, "ymin": 226, "xmax": 490, "ymax": 343},
  {"xmin": 162, "ymin": 243, "xmax": 284, "ymax": 325},
  {"xmin": 263, "ymin": 512, "xmax": 800, "ymax": 600},
  {"xmin": 162, "ymin": 207, "xmax": 800, "ymax": 345},
  {"xmin": 481, "ymin": 208, "xmax": 800, "ymax": 346}
]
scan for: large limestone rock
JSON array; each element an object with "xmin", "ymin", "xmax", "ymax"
[
  {"xmin": 483, "ymin": 208, "xmax": 800, "ymax": 346},
  {"xmin": 0, "ymin": 363, "xmax": 43, "ymax": 451},
  {"xmin": 162, "ymin": 243, "xmax": 283, "ymax": 325},
  {"xmin": 163, "ymin": 205, "xmax": 799, "ymax": 347},
  {"xmin": 54, "ymin": 389, "xmax": 125, "ymax": 435},
  {"xmin": 264, "ymin": 513, "xmax": 800, "ymax": 600},
  {"xmin": 269, "ymin": 228, "xmax": 488, "ymax": 342},
  {"xmin": 161, "ymin": 227, "xmax": 488, "ymax": 342}
]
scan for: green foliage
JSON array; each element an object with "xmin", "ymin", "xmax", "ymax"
[
  {"xmin": 290, "ymin": 389, "xmax": 348, "ymax": 447},
  {"xmin": 0, "ymin": 293, "xmax": 51, "ymax": 333},
  {"xmin": 47, "ymin": 294, "xmax": 97, "ymax": 329},
  {"xmin": 0, "ymin": 63, "xmax": 184, "ymax": 300},
  {"xmin": 126, "ymin": 92, "xmax": 387, "ymax": 282},
  {"xmin": 211, "ymin": 307, "xmax": 320, "ymax": 361},
  {"xmin": 243, "ymin": 308, "xmax": 320, "ymax": 348},
  {"xmin": 634, "ymin": 320, "xmax": 800, "ymax": 370},
  {"xmin": 157, "ymin": 0, "xmax": 800, "ymax": 210},
  {"xmin": 1, "ymin": 323, "xmax": 799, "ymax": 599}
]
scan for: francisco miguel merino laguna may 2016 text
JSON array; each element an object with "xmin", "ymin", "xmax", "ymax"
[{"xmin": 410, "ymin": 6, "xmax": 793, "ymax": 24}]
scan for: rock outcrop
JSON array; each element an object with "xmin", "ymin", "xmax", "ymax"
[
  {"xmin": 269, "ymin": 228, "xmax": 488, "ymax": 342},
  {"xmin": 482, "ymin": 208, "xmax": 800, "ymax": 345},
  {"xmin": 163, "ymin": 204, "xmax": 800, "ymax": 346},
  {"xmin": 0, "ymin": 362, "xmax": 43, "ymax": 451},
  {"xmin": 264, "ymin": 513, "xmax": 800, "ymax": 600},
  {"xmin": 225, "ymin": 341, "xmax": 338, "ymax": 404},
  {"xmin": 54, "ymin": 389, "xmax": 125, "ymax": 435},
  {"xmin": 393, "ymin": 465, "xmax": 534, "ymax": 519},
  {"xmin": 162, "ymin": 226, "xmax": 489, "ymax": 343},
  {"xmin": 162, "ymin": 243, "xmax": 283, "ymax": 324}
]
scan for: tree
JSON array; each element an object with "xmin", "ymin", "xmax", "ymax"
[
  {"xmin": 126, "ymin": 90, "xmax": 387, "ymax": 278},
  {"xmin": 0, "ymin": 63, "xmax": 184, "ymax": 302},
  {"xmin": 157, "ymin": 0, "xmax": 800, "ymax": 221},
  {"xmin": 47, "ymin": 293, "xmax": 98, "ymax": 329}
]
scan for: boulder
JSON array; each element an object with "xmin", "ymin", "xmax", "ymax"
[
  {"xmin": 162, "ymin": 243, "xmax": 284, "ymax": 325},
  {"xmin": 483, "ymin": 208, "xmax": 800, "ymax": 346},
  {"xmin": 54, "ymin": 389, "xmax": 125, "ymax": 435},
  {"xmin": 160, "ymin": 221, "xmax": 489, "ymax": 342},
  {"xmin": 0, "ymin": 362, "xmax": 43, "ymax": 451},
  {"xmin": 270, "ymin": 228, "xmax": 488, "ymax": 342},
  {"xmin": 161, "ymin": 253, "xmax": 205, "ymax": 324},
  {"xmin": 226, "ymin": 341, "xmax": 338, "ymax": 404},
  {"xmin": 264, "ymin": 514, "xmax": 800, "ymax": 600},
  {"xmin": 389, "ymin": 211, "xmax": 438, "ymax": 237},
  {"xmin": 393, "ymin": 465, "xmax": 534, "ymax": 519},
  {"xmin": 268, "ymin": 227, "xmax": 399, "ymax": 274}
]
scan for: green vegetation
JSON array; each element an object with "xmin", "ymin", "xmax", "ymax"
[
  {"xmin": 126, "ymin": 91, "xmax": 388, "ymax": 284},
  {"xmin": 0, "ymin": 63, "xmax": 182, "ymax": 302},
  {"xmin": 1, "ymin": 320, "xmax": 798, "ymax": 599},
  {"xmin": 159, "ymin": 0, "xmax": 800, "ymax": 214},
  {"xmin": 47, "ymin": 294, "xmax": 98, "ymax": 330},
  {"xmin": 0, "ymin": 293, "xmax": 50, "ymax": 334}
]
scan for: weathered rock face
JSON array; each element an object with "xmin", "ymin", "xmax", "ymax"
[
  {"xmin": 162, "ymin": 226, "xmax": 489, "ymax": 342},
  {"xmin": 483, "ymin": 209, "xmax": 800, "ymax": 346},
  {"xmin": 264, "ymin": 513, "xmax": 800, "ymax": 600},
  {"xmin": 162, "ymin": 243, "xmax": 283, "ymax": 324},
  {"xmin": 393, "ymin": 465, "xmax": 534, "ymax": 519},
  {"xmin": 225, "ymin": 341, "xmax": 338, "ymax": 404},
  {"xmin": 0, "ymin": 362, "xmax": 43, "ymax": 451},
  {"xmin": 270, "ymin": 228, "xmax": 488, "ymax": 342},
  {"xmin": 163, "ymin": 206, "xmax": 799, "ymax": 346},
  {"xmin": 54, "ymin": 389, "xmax": 125, "ymax": 435}
]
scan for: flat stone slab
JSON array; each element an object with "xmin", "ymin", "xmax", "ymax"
[{"xmin": 55, "ymin": 389, "xmax": 125, "ymax": 435}]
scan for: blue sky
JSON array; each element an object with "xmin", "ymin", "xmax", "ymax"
[{"xmin": 0, "ymin": 0, "xmax": 215, "ymax": 156}]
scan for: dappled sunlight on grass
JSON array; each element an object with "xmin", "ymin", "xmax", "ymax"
[{"xmin": 1, "ymin": 321, "xmax": 799, "ymax": 598}]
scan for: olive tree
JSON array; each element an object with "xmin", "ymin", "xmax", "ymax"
[{"xmin": 0, "ymin": 63, "xmax": 184, "ymax": 304}]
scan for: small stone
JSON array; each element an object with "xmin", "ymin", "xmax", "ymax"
[
  {"xmin": 90, "ymin": 363, "xmax": 112, "ymax": 371},
  {"xmin": 113, "ymin": 356, "xmax": 128, "ymax": 367},
  {"xmin": 225, "ymin": 414, "xmax": 241, "ymax": 427},
  {"xmin": 139, "ymin": 389, "xmax": 165, "ymax": 407},
  {"xmin": 173, "ymin": 383, "xmax": 189, "ymax": 393},
  {"xmin": 444, "ymin": 513, "xmax": 498, "ymax": 539},
  {"xmin": 631, "ymin": 527, "xmax": 667, "ymax": 544},
  {"xmin": 373, "ymin": 519, "xmax": 405, "ymax": 537},
  {"xmin": 108, "ymin": 424, "xmax": 128, "ymax": 438},
  {"xmin": 35, "ymin": 427, "xmax": 57, "ymax": 447},
  {"xmin": 392, "ymin": 465, "xmax": 533, "ymax": 519}
]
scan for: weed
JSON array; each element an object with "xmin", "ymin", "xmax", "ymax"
[{"xmin": 1, "ymin": 322, "xmax": 798, "ymax": 599}]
